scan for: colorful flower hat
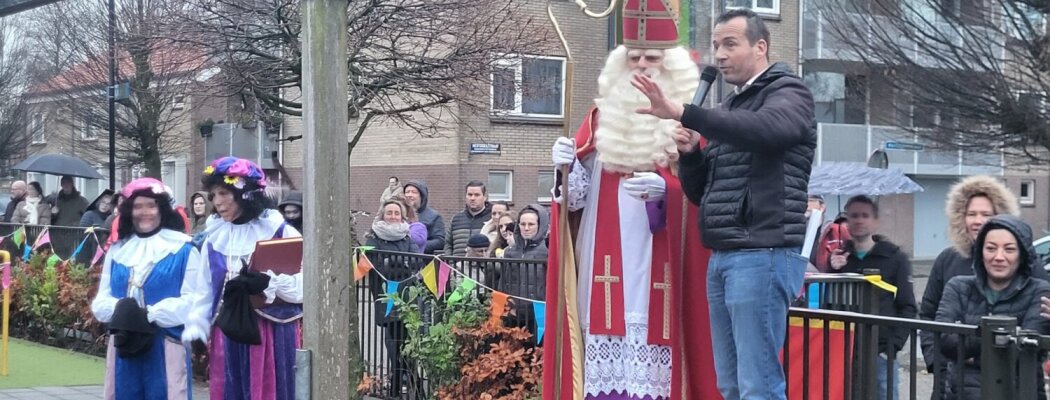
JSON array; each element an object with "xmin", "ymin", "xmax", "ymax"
[
  {"xmin": 203, "ymin": 157, "xmax": 267, "ymax": 190},
  {"xmin": 120, "ymin": 177, "xmax": 167, "ymax": 199}
]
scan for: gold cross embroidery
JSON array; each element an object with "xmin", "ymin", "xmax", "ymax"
[
  {"xmin": 594, "ymin": 255, "xmax": 621, "ymax": 330},
  {"xmin": 652, "ymin": 262, "xmax": 672, "ymax": 340}
]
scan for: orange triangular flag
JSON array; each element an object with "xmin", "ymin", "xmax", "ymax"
[
  {"xmin": 354, "ymin": 253, "xmax": 374, "ymax": 282},
  {"xmin": 489, "ymin": 291, "xmax": 510, "ymax": 326}
]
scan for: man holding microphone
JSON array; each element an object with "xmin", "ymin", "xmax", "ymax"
[{"xmin": 632, "ymin": 8, "xmax": 818, "ymax": 400}]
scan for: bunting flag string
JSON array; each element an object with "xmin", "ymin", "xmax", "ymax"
[
  {"xmin": 1, "ymin": 225, "xmax": 105, "ymax": 267},
  {"xmin": 351, "ymin": 246, "xmax": 549, "ymax": 342},
  {"xmin": 350, "ymin": 247, "xmax": 546, "ymax": 306}
]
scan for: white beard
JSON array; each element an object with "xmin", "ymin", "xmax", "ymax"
[{"xmin": 593, "ymin": 47, "xmax": 699, "ymax": 174}]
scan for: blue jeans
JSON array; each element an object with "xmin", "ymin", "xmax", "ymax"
[
  {"xmin": 876, "ymin": 354, "xmax": 899, "ymax": 400},
  {"xmin": 707, "ymin": 247, "xmax": 807, "ymax": 400}
]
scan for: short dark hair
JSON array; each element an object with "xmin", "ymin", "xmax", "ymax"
[
  {"xmin": 716, "ymin": 9, "xmax": 770, "ymax": 51},
  {"xmin": 389, "ymin": 176, "xmax": 398, "ymax": 182},
  {"xmin": 466, "ymin": 180, "xmax": 486, "ymax": 194},
  {"xmin": 845, "ymin": 195, "xmax": 879, "ymax": 218},
  {"xmin": 491, "ymin": 201, "xmax": 510, "ymax": 211}
]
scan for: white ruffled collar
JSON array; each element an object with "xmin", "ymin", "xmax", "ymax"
[
  {"xmin": 110, "ymin": 229, "xmax": 192, "ymax": 266},
  {"xmin": 203, "ymin": 210, "xmax": 294, "ymax": 257}
]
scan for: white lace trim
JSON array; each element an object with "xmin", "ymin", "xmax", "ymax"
[
  {"xmin": 583, "ymin": 313, "xmax": 672, "ymax": 398},
  {"xmin": 110, "ymin": 229, "xmax": 191, "ymax": 266},
  {"xmin": 202, "ymin": 210, "xmax": 299, "ymax": 257}
]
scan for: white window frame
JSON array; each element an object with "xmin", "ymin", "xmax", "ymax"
[
  {"xmin": 490, "ymin": 54, "xmax": 566, "ymax": 119},
  {"xmin": 725, "ymin": 0, "xmax": 780, "ymax": 16},
  {"xmin": 537, "ymin": 170, "xmax": 555, "ymax": 203},
  {"xmin": 30, "ymin": 113, "xmax": 45, "ymax": 144},
  {"xmin": 1020, "ymin": 179, "xmax": 1036, "ymax": 206},
  {"xmin": 488, "ymin": 170, "xmax": 514, "ymax": 202},
  {"xmin": 80, "ymin": 115, "xmax": 98, "ymax": 141},
  {"xmin": 173, "ymin": 95, "xmax": 186, "ymax": 111},
  {"xmin": 1015, "ymin": 90, "xmax": 1047, "ymax": 113}
]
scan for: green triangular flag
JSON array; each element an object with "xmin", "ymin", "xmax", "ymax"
[
  {"xmin": 11, "ymin": 227, "xmax": 24, "ymax": 247},
  {"xmin": 46, "ymin": 254, "xmax": 62, "ymax": 270},
  {"xmin": 446, "ymin": 278, "xmax": 477, "ymax": 305}
]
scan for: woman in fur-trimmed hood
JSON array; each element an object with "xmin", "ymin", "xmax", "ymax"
[{"xmin": 918, "ymin": 175, "xmax": 1030, "ymax": 397}]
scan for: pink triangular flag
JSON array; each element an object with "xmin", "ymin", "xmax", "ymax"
[
  {"xmin": 91, "ymin": 247, "xmax": 105, "ymax": 266},
  {"xmin": 33, "ymin": 230, "xmax": 51, "ymax": 249},
  {"xmin": 437, "ymin": 261, "xmax": 452, "ymax": 297}
]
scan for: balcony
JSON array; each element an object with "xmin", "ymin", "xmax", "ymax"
[
  {"xmin": 815, "ymin": 123, "xmax": 1001, "ymax": 176},
  {"xmin": 802, "ymin": 9, "xmax": 1005, "ymax": 69}
]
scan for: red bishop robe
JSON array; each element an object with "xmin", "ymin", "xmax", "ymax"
[{"xmin": 543, "ymin": 108, "xmax": 720, "ymax": 400}]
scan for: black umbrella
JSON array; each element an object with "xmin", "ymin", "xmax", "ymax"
[{"xmin": 11, "ymin": 154, "xmax": 106, "ymax": 179}]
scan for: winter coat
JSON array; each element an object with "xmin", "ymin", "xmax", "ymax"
[
  {"xmin": 380, "ymin": 185, "xmax": 404, "ymax": 204},
  {"xmin": 829, "ymin": 235, "xmax": 917, "ymax": 355},
  {"xmin": 12, "ymin": 197, "xmax": 51, "ymax": 225},
  {"xmin": 365, "ymin": 231, "xmax": 423, "ymax": 326},
  {"xmin": 444, "ymin": 203, "xmax": 492, "ymax": 257},
  {"xmin": 919, "ymin": 175, "xmax": 1024, "ymax": 371},
  {"xmin": 404, "ymin": 181, "xmax": 446, "ymax": 254},
  {"xmin": 679, "ymin": 62, "xmax": 816, "ymax": 250},
  {"xmin": 935, "ymin": 215, "xmax": 1050, "ymax": 399},
  {"xmin": 409, "ymin": 222, "xmax": 428, "ymax": 252},
  {"xmin": 3, "ymin": 194, "xmax": 24, "ymax": 223},
  {"xmin": 49, "ymin": 190, "xmax": 89, "ymax": 227},
  {"xmin": 79, "ymin": 189, "xmax": 114, "ymax": 227},
  {"xmin": 495, "ymin": 204, "xmax": 549, "ymax": 317}
]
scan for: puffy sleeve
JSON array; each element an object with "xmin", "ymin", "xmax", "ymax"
[
  {"xmin": 89, "ymin": 250, "xmax": 119, "ymax": 323},
  {"xmin": 147, "ymin": 247, "xmax": 213, "ymax": 343},
  {"xmin": 262, "ymin": 222, "xmax": 304, "ymax": 304}
]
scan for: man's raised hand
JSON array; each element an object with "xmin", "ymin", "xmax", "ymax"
[{"xmin": 632, "ymin": 73, "xmax": 685, "ymax": 121}]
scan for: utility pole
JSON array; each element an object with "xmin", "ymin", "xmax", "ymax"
[
  {"xmin": 107, "ymin": 0, "xmax": 116, "ymax": 190},
  {"xmin": 300, "ymin": 0, "xmax": 355, "ymax": 399}
]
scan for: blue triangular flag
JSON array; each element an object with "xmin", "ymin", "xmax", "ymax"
[
  {"xmin": 533, "ymin": 302, "xmax": 546, "ymax": 344},
  {"xmin": 21, "ymin": 244, "xmax": 31, "ymax": 262},
  {"xmin": 385, "ymin": 281, "xmax": 400, "ymax": 317},
  {"xmin": 70, "ymin": 236, "xmax": 89, "ymax": 259}
]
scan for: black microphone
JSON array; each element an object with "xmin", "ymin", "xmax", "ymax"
[{"xmin": 691, "ymin": 66, "xmax": 720, "ymax": 106}]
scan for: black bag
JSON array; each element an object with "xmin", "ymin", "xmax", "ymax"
[{"xmin": 216, "ymin": 264, "xmax": 271, "ymax": 345}]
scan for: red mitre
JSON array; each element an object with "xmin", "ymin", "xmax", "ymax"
[{"xmin": 622, "ymin": 0, "xmax": 680, "ymax": 49}]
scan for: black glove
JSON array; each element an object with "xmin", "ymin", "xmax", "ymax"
[{"xmin": 109, "ymin": 298, "xmax": 157, "ymax": 358}]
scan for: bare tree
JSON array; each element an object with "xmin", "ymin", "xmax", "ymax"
[
  {"xmin": 811, "ymin": 0, "xmax": 1050, "ymax": 163},
  {"xmin": 18, "ymin": 0, "xmax": 207, "ymax": 177},
  {"xmin": 178, "ymin": 0, "xmax": 555, "ymax": 155},
  {"xmin": 0, "ymin": 18, "xmax": 32, "ymax": 170}
]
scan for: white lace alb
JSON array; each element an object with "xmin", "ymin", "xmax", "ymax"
[{"xmin": 583, "ymin": 312, "xmax": 672, "ymax": 398}]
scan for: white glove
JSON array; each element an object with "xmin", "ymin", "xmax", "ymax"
[
  {"xmin": 623, "ymin": 172, "xmax": 666, "ymax": 202},
  {"xmin": 552, "ymin": 137, "xmax": 576, "ymax": 167}
]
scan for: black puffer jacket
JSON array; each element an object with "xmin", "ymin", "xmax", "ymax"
[
  {"xmin": 496, "ymin": 204, "xmax": 549, "ymax": 310},
  {"xmin": 679, "ymin": 62, "xmax": 816, "ymax": 250},
  {"xmin": 444, "ymin": 202, "xmax": 492, "ymax": 257},
  {"xmin": 365, "ymin": 231, "xmax": 422, "ymax": 326},
  {"xmin": 830, "ymin": 235, "xmax": 917, "ymax": 355},
  {"xmin": 935, "ymin": 215, "xmax": 1050, "ymax": 399}
]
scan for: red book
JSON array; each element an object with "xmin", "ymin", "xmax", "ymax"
[{"xmin": 249, "ymin": 237, "xmax": 303, "ymax": 308}]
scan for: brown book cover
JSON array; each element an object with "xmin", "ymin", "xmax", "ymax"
[{"xmin": 249, "ymin": 237, "xmax": 303, "ymax": 308}]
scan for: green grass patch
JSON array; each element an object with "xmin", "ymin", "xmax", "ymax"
[{"xmin": 0, "ymin": 338, "xmax": 104, "ymax": 388}]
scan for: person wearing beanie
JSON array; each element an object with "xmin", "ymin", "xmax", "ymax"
[
  {"xmin": 199, "ymin": 157, "xmax": 303, "ymax": 400},
  {"xmin": 90, "ymin": 177, "xmax": 210, "ymax": 399},
  {"xmin": 465, "ymin": 233, "xmax": 491, "ymax": 258}
]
